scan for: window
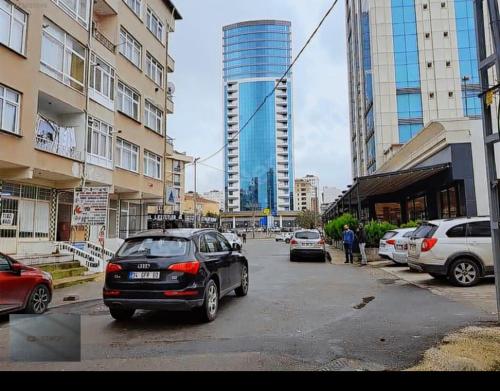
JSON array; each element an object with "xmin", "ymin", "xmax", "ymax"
[
  {"xmin": 89, "ymin": 54, "xmax": 115, "ymax": 109},
  {"xmin": 119, "ymin": 27, "xmax": 141, "ymax": 68},
  {"xmin": 115, "ymin": 138, "xmax": 139, "ymax": 172},
  {"xmin": 467, "ymin": 221, "xmax": 491, "ymax": 238},
  {"xmin": 146, "ymin": 7, "xmax": 164, "ymax": 43},
  {"xmin": 0, "ymin": 84, "xmax": 20, "ymax": 134},
  {"xmin": 202, "ymin": 233, "xmax": 222, "ymax": 253},
  {"xmin": 117, "ymin": 81, "xmax": 140, "ymax": 120},
  {"xmin": 144, "ymin": 150, "xmax": 162, "ymax": 179},
  {"xmin": 146, "ymin": 52, "xmax": 164, "ymax": 87},
  {"xmin": 0, "ymin": 0, "xmax": 27, "ymax": 54},
  {"xmin": 447, "ymin": 224, "xmax": 467, "ymax": 238},
  {"xmin": 16, "ymin": 185, "xmax": 51, "ymax": 239},
  {"xmin": 117, "ymin": 237, "xmax": 189, "ymax": 257},
  {"xmin": 173, "ymin": 174, "xmax": 181, "ymax": 186},
  {"xmin": 52, "ymin": 0, "xmax": 90, "ymax": 28},
  {"xmin": 217, "ymin": 234, "xmax": 232, "ymax": 252},
  {"xmin": 144, "ymin": 100, "xmax": 163, "ymax": 134},
  {"xmin": 123, "ymin": 0, "xmax": 141, "ymax": 18},
  {"xmin": 0, "ymin": 254, "xmax": 10, "ymax": 271},
  {"xmin": 87, "ymin": 116, "xmax": 113, "ymax": 168},
  {"xmin": 41, "ymin": 19, "xmax": 86, "ymax": 92}
]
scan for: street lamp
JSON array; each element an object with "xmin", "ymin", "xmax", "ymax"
[{"xmin": 462, "ymin": 75, "xmax": 470, "ymax": 117}]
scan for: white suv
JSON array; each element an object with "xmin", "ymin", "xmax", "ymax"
[{"xmin": 407, "ymin": 217, "xmax": 495, "ymax": 287}]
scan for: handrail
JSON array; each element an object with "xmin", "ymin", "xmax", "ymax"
[{"xmin": 56, "ymin": 242, "xmax": 101, "ymax": 271}]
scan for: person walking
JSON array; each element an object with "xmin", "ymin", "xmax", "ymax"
[
  {"xmin": 342, "ymin": 225, "xmax": 354, "ymax": 264},
  {"xmin": 242, "ymin": 232, "xmax": 247, "ymax": 244},
  {"xmin": 356, "ymin": 223, "xmax": 368, "ymax": 266}
]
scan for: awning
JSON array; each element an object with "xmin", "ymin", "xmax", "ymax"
[{"xmin": 327, "ymin": 163, "xmax": 451, "ymax": 212}]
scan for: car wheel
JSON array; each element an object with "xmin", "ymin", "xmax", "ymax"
[
  {"xmin": 235, "ymin": 264, "xmax": 249, "ymax": 297},
  {"xmin": 109, "ymin": 307, "xmax": 135, "ymax": 321},
  {"xmin": 25, "ymin": 284, "xmax": 50, "ymax": 314},
  {"xmin": 198, "ymin": 279, "xmax": 219, "ymax": 322},
  {"xmin": 449, "ymin": 259, "xmax": 481, "ymax": 287},
  {"xmin": 429, "ymin": 273, "xmax": 448, "ymax": 281}
]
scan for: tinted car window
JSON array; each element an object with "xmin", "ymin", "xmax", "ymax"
[
  {"xmin": 117, "ymin": 237, "xmax": 189, "ymax": 257},
  {"xmin": 295, "ymin": 231, "xmax": 320, "ymax": 240},
  {"xmin": 403, "ymin": 231, "xmax": 415, "ymax": 238},
  {"xmin": 0, "ymin": 255, "xmax": 10, "ymax": 271},
  {"xmin": 382, "ymin": 231, "xmax": 398, "ymax": 240},
  {"xmin": 467, "ymin": 221, "xmax": 491, "ymax": 238},
  {"xmin": 446, "ymin": 224, "xmax": 467, "ymax": 238},
  {"xmin": 411, "ymin": 224, "xmax": 438, "ymax": 238},
  {"xmin": 204, "ymin": 233, "xmax": 222, "ymax": 253},
  {"xmin": 217, "ymin": 234, "xmax": 232, "ymax": 251}
]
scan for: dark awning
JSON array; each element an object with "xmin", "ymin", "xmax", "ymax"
[{"xmin": 326, "ymin": 163, "xmax": 451, "ymax": 213}]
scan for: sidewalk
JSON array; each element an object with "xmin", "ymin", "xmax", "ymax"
[{"xmin": 50, "ymin": 273, "xmax": 104, "ymax": 308}]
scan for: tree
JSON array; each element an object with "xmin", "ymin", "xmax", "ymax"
[{"xmin": 296, "ymin": 210, "xmax": 321, "ymax": 230}]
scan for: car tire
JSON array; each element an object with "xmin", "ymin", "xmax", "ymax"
[
  {"xmin": 448, "ymin": 259, "xmax": 481, "ymax": 287},
  {"xmin": 109, "ymin": 307, "xmax": 135, "ymax": 321},
  {"xmin": 198, "ymin": 279, "xmax": 219, "ymax": 322},
  {"xmin": 25, "ymin": 284, "xmax": 50, "ymax": 314},
  {"xmin": 290, "ymin": 253, "xmax": 296, "ymax": 262},
  {"xmin": 235, "ymin": 264, "xmax": 249, "ymax": 297},
  {"xmin": 429, "ymin": 273, "xmax": 448, "ymax": 281}
]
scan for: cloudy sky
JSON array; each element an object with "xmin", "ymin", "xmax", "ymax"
[{"xmin": 168, "ymin": 0, "xmax": 351, "ymax": 194}]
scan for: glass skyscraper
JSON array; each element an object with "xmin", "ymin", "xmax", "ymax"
[{"xmin": 223, "ymin": 20, "xmax": 294, "ymax": 214}]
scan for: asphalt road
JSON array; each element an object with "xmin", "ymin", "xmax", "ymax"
[{"xmin": 0, "ymin": 239, "xmax": 495, "ymax": 371}]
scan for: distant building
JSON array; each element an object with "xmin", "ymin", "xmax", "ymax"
[
  {"xmin": 203, "ymin": 190, "xmax": 224, "ymax": 211},
  {"xmin": 294, "ymin": 176, "xmax": 320, "ymax": 213},
  {"xmin": 322, "ymin": 186, "xmax": 342, "ymax": 204},
  {"xmin": 183, "ymin": 192, "xmax": 220, "ymax": 217}
]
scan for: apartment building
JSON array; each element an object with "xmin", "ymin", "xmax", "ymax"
[
  {"xmin": 164, "ymin": 147, "xmax": 193, "ymax": 216},
  {"xmin": 203, "ymin": 190, "xmax": 224, "ymax": 211},
  {"xmin": 0, "ymin": 0, "xmax": 181, "ymax": 253},
  {"xmin": 294, "ymin": 176, "xmax": 319, "ymax": 213}
]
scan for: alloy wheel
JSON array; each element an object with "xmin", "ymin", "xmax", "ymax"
[
  {"xmin": 207, "ymin": 284, "xmax": 218, "ymax": 316},
  {"xmin": 241, "ymin": 266, "xmax": 248, "ymax": 293},
  {"xmin": 453, "ymin": 262, "xmax": 477, "ymax": 285},
  {"xmin": 32, "ymin": 286, "xmax": 49, "ymax": 314}
]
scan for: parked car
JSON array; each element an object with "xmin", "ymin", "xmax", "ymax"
[
  {"xmin": 0, "ymin": 252, "xmax": 53, "ymax": 316},
  {"xmin": 290, "ymin": 230, "xmax": 327, "ymax": 262},
  {"xmin": 223, "ymin": 232, "xmax": 243, "ymax": 251},
  {"xmin": 407, "ymin": 217, "xmax": 495, "ymax": 287},
  {"xmin": 378, "ymin": 228, "xmax": 416, "ymax": 263},
  {"xmin": 275, "ymin": 232, "xmax": 292, "ymax": 243},
  {"xmin": 103, "ymin": 229, "xmax": 249, "ymax": 322},
  {"xmin": 390, "ymin": 229, "xmax": 417, "ymax": 264}
]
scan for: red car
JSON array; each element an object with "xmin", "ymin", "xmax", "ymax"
[{"xmin": 0, "ymin": 252, "xmax": 53, "ymax": 315}]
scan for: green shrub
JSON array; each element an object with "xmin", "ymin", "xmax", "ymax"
[
  {"xmin": 324, "ymin": 213, "xmax": 358, "ymax": 241},
  {"xmin": 364, "ymin": 220, "xmax": 397, "ymax": 247},
  {"xmin": 400, "ymin": 220, "xmax": 421, "ymax": 229}
]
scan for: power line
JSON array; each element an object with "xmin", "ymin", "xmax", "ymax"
[{"xmin": 198, "ymin": 0, "xmax": 340, "ymax": 164}]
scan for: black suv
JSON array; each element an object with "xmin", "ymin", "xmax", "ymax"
[{"xmin": 103, "ymin": 229, "xmax": 249, "ymax": 322}]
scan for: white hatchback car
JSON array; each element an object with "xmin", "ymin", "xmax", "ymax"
[
  {"xmin": 379, "ymin": 228, "xmax": 416, "ymax": 263},
  {"xmin": 407, "ymin": 217, "xmax": 495, "ymax": 287}
]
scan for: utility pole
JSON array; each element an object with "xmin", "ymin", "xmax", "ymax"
[
  {"xmin": 475, "ymin": 0, "xmax": 500, "ymax": 322},
  {"xmin": 193, "ymin": 157, "xmax": 200, "ymax": 228}
]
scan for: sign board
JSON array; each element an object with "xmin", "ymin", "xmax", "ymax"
[
  {"xmin": 1, "ymin": 212, "xmax": 14, "ymax": 226},
  {"xmin": 260, "ymin": 217, "xmax": 267, "ymax": 227},
  {"xmin": 72, "ymin": 187, "xmax": 109, "ymax": 226},
  {"xmin": 263, "ymin": 208, "xmax": 270, "ymax": 216},
  {"xmin": 165, "ymin": 187, "xmax": 178, "ymax": 206}
]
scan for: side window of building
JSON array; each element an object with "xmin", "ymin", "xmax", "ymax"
[
  {"xmin": 446, "ymin": 223, "xmax": 467, "ymax": 238},
  {"xmin": 0, "ymin": 254, "xmax": 11, "ymax": 271},
  {"xmin": 467, "ymin": 221, "xmax": 491, "ymax": 238}
]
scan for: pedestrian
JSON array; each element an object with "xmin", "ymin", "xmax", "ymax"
[
  {"xmin": 242, "ymin": 232, "xmax": 247, "ymax": 244},
  {"xmin": 356, "ymin": 223, "xmax": 368, "ymax": 266},
  {"xmin": 342, "ymin": 224, "xmax": 354, "ymax": 264}
]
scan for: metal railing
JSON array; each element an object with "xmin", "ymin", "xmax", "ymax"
[
  {"xmin": 93, "ymin": 27, "xmax": 116, "ymax": 53},
  {"xmin": 35, "ymin": 136, "xmax": 82, "ymax": 160}
]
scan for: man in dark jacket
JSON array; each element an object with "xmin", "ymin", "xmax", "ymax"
[
  {"xmin": 356, "ymin": 223, "xmax": 368, "ymax": 266},
  {"xmin": 342, "ymin": 225, "xmax": 354, "ymax": 264}
]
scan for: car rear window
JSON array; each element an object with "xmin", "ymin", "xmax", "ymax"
[
  {"xmin": 117, "ymin": 237, "xmax": 189, "ymax": 257},
  {"xmin": 382, "ymin": 231, "xmax": 397, "ymax": 240},
  {"xmin": 295, "ymin": 231, "xmax": 320, "ymax": 240},
  {"xmin": 411, "ymin": 224, "xmax": 438, "ymax": 239},
  {"xmin": 403, "ymin": 231, "xmax": 416, "ymax": 238}
]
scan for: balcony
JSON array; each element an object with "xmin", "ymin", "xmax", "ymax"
[
  {"xmin": 93, "ymin": 0, "xmax": 118, "ymax": 16},
  {"xmin": 35, "ymin": 91, "xmax": 85, "ymax": 161},
  {"xmin": 167, "ymin": 54, "xmax": 175, "ymax": 73},
  {"xmin": 92, "ymin": 25, "xmax": 116, "ymax": 53},
  {"xmin": 228, "ymin": 160, "xmax": 239, "ymax": 167},
  {"xmin": 167, "ymin": 96, "xmax": 174, "ymax": 114}
]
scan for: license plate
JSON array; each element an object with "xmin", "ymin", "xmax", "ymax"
[
  {"xmin": 129, "ymin": 271, "xmax": 160, "ymax": 280},
  {"xmin": 395, "ymin": 244, "xmax": 404, "ymax": 251}
]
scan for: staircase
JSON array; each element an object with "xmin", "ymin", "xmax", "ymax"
[{"xmin": 37, "ymin": 260, "xmax": 100, "ymax": 289}]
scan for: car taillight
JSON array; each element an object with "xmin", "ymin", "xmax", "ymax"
[
  {"xmin": 168, "ymin": 261, "xmax": 200, "ymax": 275},
  {"xmin": 290, "ymin": 239, "xmax": 298, "ymax": 245},
  {"xmin": 421, "ymin": 238, "xmax": 438, "ymax": 252},
  {"xmin": 163, "ymin": 290, "xmax": 198, "ymax": 297},
  {"xmin": 386, "ymin": 239, "xmax": 396, "ymax": 245},
  {"xmin": 319, "ymin": 239, "xmax": 325, "ymax": 245},
  {"xmin": 103, "ymin": 289, "xmax": 120, "ymax": 297},
  {"xmin": 106, "ymin": 263, "xmax": 122, "ymax": 273}
]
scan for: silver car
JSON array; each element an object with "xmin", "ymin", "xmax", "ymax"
[{"xmin": 290, "ymin": 230, "xmax": 327, "ymax": 262}]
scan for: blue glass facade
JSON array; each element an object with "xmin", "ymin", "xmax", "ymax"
[
  {"xmin": 223, "ymin": 21, "xmax": 293, "ymax": 213},
  {"xmin": 391, "ymin": 0, "xmax": 424, "ymax": 144},
  {"xmin": 454, "ymin": 0, "xmax": 481, "ymax": 117}
]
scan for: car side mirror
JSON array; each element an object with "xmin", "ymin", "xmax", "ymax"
[
  {"xmin": 11, "ymin": 263, "xmax": 23, "ymax": 275},
  {"xmin": 232, "ymin": 243, "xmax": 241, "ymax": 252}
]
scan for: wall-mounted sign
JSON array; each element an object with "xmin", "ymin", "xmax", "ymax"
[
  {"xmin": 165, "ymin": 187, "xmax": 178, "ymax": 206},
  {"xmin": 72, "ymin": 187, "xmax": 109, "ymax": 226},
  {"xmin": 1, "ymin": 213, "xmax": 14, "ymax": 226}
]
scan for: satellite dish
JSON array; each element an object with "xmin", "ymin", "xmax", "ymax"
[{"xmin": 167, "ymin": 82, "xmax": 175, "ymax": 95}]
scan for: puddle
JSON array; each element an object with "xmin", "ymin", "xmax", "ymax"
[{"xmin": 353, "ymin": 296, "xmax": 375, "ymax": 310}]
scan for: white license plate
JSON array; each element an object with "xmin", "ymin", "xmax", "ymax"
[
  {"xmin": 129, "ymin": 271, "xmax": 160, "ymax": 280},
  {"xmin": 395, "ymin": 245, "xmax": 405, "ymax": 251}
]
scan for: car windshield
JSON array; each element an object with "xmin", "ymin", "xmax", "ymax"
[
  {"xmin": 117, "ymin": 237, "xmax": 189, "ymax": 257},
  {"xmin": 411, "ymin": 224, "xmax": 438, "ymax": 239},
  {"xmin": 295, "ymin": 231, "xmax": 320, "ymax": 240}
]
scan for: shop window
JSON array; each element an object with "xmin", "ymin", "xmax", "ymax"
[
  {"xmin": 407, "ymin": 195, "xmax": 427, "ymax": 221},
  {"xmin": 375, "ymin": 202, "xmax": 401, "ymax": 225},
  {"xmin": 440, "ymin": 186, "xmax": 460, "ymax": 218}
]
